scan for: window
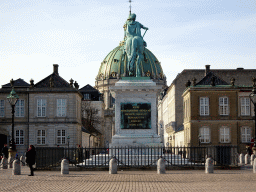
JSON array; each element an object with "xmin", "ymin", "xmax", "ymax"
[
  {"xmin": 15, "ymin": 130, "xmax": 24, "ymax": 145},
  {"xmin": 110, "ymin": 93, "xmax": 115, "ymax": 108},
  {"xmin": 57, "ymin": 130, "xmax": 66, "ymax": 144},
  {"xmin": 37, "ymin": 99, "xmax": 46, "ymax": 117},
  {"xmin": 200, "ymin": 97, "xmax": 209, "ymax": 116},
  {"xmin": 0, "ymin": 100, "xmax": 4, "ymax": 117},
  {"xmin": 220, "ymin": 127, "xmax": 230, "ymax": 143},
  {"xmin": 199, "ymin": 127, "xmax": 210, "ymax": 143},
  {"xmin": 241, "ymin": 97, "xmax": 250, "ymax": 116},
  {"xmin": 84, "ymin": 94, "xmax": 90, "ymax": 100},
  {"xmin": 57, "ymin": 99, "xmax": 66, "ymax": 117},
  {"xmin": 241, "ymin": 127, "xmax": 251, "ymax": 143},
  {"xmin": 15, "ymin": 99, "xmax": 25, "ymax": 117},
  {"xmin": 219, "ymin": 97, "xmax": 229, "ymax": 115},
  {"xmin": 37, "ymin": 130, "xmax": 46, "ymax": 145}
]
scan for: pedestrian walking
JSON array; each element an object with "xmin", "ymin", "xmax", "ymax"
[
  {"xmin": 1, "ymin": 144, "xmax": 8, "ymax": 159},
  {"xmin": 26, "ymin": 145, "xmax": 36, "ymax": 176}
]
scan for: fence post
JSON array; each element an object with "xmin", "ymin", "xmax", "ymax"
[
  {"xmin": 109, "ymin": 156, "xmax": 117, "ymax": 174},
  {"xmin": 251, "ymin": 154, "xmax": 255, "ymax": 165},
  {"xmin": 12, "ymin": 159, "xmax": 21, "ymax": 175},
  {"xmin": 1, "ymin": 157, "xmax": 8, "ymax": 169},
  {"xmin": 205, "ymin": 157, "xmax": 214, "ymax": 174},
  {"xmin": 157, "ymin": 158, "xmax": 165, "ymax": 174},
  {"xmin": 61, "ymin": 159, "xmax": 69, "ymax": 175}
]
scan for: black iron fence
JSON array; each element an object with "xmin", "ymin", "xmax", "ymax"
[{"xmin": 35, "ymin": 146, "xmax": 238, "ymax": 169}]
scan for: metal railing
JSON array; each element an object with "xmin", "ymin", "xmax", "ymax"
[{"xmin": 35, "ymin": 146, "xmax": 238, "ymax": 169}]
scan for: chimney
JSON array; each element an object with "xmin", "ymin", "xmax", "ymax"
[
  {"xmin": 205, "ymin": 65, "xmax": 210, "ymax": 76},
  {"xmin": 53, "ymin": 64, "xmax": 59, "ymax": 75}
]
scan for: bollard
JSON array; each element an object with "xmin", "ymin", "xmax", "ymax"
[
  {"xmin": 109, "ymin": 157, "xmax": 117, "ymax": 174},
  {"xmin": 239, "ymin": 154, "xmax": 244, "ymax": 165},
  {"xmin": 1, "ymin": 157, "xmax": 8, "ymax": 169},
  {"xmin": 12, "ymin": 159, "xmax": 21, "ymax": 175},
  {"xmin": 251, "ymin": 154, "xmax": 255, "ymax": 166},
  {"xmin": 8, "ymin": 156, "xmax": 14, "ymax": 169},
  {"xmin": 61, "ymin": 159, "xmax": 69, "ymax": 175},
  {"xmin": 20, "ymin": 156, "xmax": 25, "ymax": 166},
  {"xmin": 253, "ymin": 159, "xmax": 256, "ymax": 173},
  {"xmin": 205, "ymin": 157, "xmax": 214, "ymax": 174},
  {"xmin": 157, "ymin": 158, "xmax": 165, "ymax": 174},
  {"xmin": 245, "ymin": 154, "xmax": 250, "ymax": 165}
]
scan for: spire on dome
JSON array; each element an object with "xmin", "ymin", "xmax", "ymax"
[{"xmin": 128, "ymin": 0, "xmax": 132, "ymax": 15}]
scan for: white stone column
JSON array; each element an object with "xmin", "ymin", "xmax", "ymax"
[
  {"xmin": 253, "ymin": 159, "xmax": 256, "ymax": 173},
  {"xmin": 8, "ymin": 156, "xmax": 14, "ymax": 169},
  {"xmin": 245, "ymin": 154, "xmax": 250, "ymax": 165},
  {"xmin": 205, "ymin": 157, "xmax": 214, "ymax": 174},
  {"xmin": 239, "ymin": 154, "xmax": 244, "ymax": 165},
  {"xmin": 1, "ymin": 157, "xmax": 8, "ymax": 169},
  {"xmin": 251, "ymin": 154, "xmax": 255, "ymax": 165},
  {"xmin": 109, "ymin": 157, "xmax": 117, "ymax": 174},
  {"xmin": 12, "ymin": 160, "xmax": 21, "ymax": 175},
  {"xmin": 157, "ymin": 158, "xmax": 165, "ymax": 174},
  {"xmin": 61, "ymin": 159, "xmax": 69, "ymax": 175}
]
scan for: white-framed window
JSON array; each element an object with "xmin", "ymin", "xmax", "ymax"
[
  {"xmin": 241, "ymin": 97, "xmax": 250, "ymax": 116},
  {"xmin": 200, "ymin": 97, "xmax": 209, "ymax": 116},
  {"xmin": 15, "ymin": 130, "xmax": 24, "ymax": 145},
  {"xmin": 37, "ymin": 130, "xmax": 46, "ymax": 145},
  {"xmin": 0, "ymin": 100, "xmax": 4, "ymax": 117},
  {"xmin": 199, "ymin": 127, "xmax": 210, "ymax": 143},
  {"xmin": 57, "ymin": 129, "xmax": 66, "ymax": 144},
  {"xmin": 37, "ymin": 99, "xmax": 46, "ymax": 117},
  {"xmin": 219, "ymin": 97, "xmax": 229, "ymax": 115},
  {"xmin": 241, "ymin": 127, "xmax": 251, "ymax": 143},
  {"xmin": 15, "ymin": 99, "xmax": 25, "ymax": 117},
  {"xmin": 220, "ymin": 126, "xmax": 230, "ymax": 143},
  {"xmin": 84, "ymin": 94, "xmax": 90, "ymax": 100},
  {"xmin": 57, "ymin": 99, "xmax": 67, "ymax": 117}
]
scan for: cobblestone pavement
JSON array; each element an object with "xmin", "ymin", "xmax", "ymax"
[{"xmin": 1, "ymin": 166, "xmax": 256, "ymax": 192}]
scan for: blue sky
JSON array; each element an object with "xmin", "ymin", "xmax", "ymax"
[{"xmin": 1, "ymin": 0, "xmax": 256, "ymax": 87}]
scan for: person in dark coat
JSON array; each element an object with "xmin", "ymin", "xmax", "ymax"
[
  {"xmin": 26, "ymin": 145, "xmax": 36, "ymax": 176},
  {"xmin": 1, "ymin": 144, "xmax": 8, "ymax": 159}
]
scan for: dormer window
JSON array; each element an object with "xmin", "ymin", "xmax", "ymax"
[{"xmin": 84, "ymin": 94, "xmax": 91, "ymax": 100}]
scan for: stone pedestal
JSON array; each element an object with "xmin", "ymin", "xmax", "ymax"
[
  {"xmin": 61, "ymin": 159, "xmax": 69, "ymax": 175},
  {"xmin": 109, "ymin": 77, "xmax": 163, "ymax": 148},
  {"xmin": 12, "ymin": 160, "xmax": 21, "ymax": 175},
  {"xmin": 157, "ymin": 158, "xmax": 165, "ymax": 174}
]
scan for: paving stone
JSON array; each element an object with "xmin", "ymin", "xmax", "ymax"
[{"xmin": 0, "ymin": 166, "xmax": 256, "ymax": 191}]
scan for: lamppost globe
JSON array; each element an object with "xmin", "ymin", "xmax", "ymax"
[{"xmin": 7, "ymin": 89, "xmax": 19, "ymax": 106}]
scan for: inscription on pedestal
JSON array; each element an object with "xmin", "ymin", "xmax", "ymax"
[{"xmin": 121, "ymin": 103, "xmax": 151, "ymax": 129}]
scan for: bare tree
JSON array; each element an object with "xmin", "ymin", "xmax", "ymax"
[{"xmin": 81, "ymin": 101, "xmax": 102, "ymax": 135}]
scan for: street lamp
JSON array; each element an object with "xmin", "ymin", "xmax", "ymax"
[
  {"xmin": 67, "ymin": 136, "xmax": 70, "ymax": 160},
  {"xmin": 7, "ymin": 79, "xmax": 19, "ymax": 157},
  {"xmin": 198, "ymin": 133, "xmax": 201, "ymax": 146},
  {"xmin": 249, "ymin": 77, "xmax": 256, "ymax": 152}
]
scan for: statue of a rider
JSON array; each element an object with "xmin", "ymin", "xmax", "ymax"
[{"xmin": 123, "ymin": 13, "xmax": 148, "ymax": 77}]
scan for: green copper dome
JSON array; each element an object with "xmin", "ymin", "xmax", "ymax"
[{"xmin": 97, "ymin": 46, "xmax": 164, "ymax": 80}]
